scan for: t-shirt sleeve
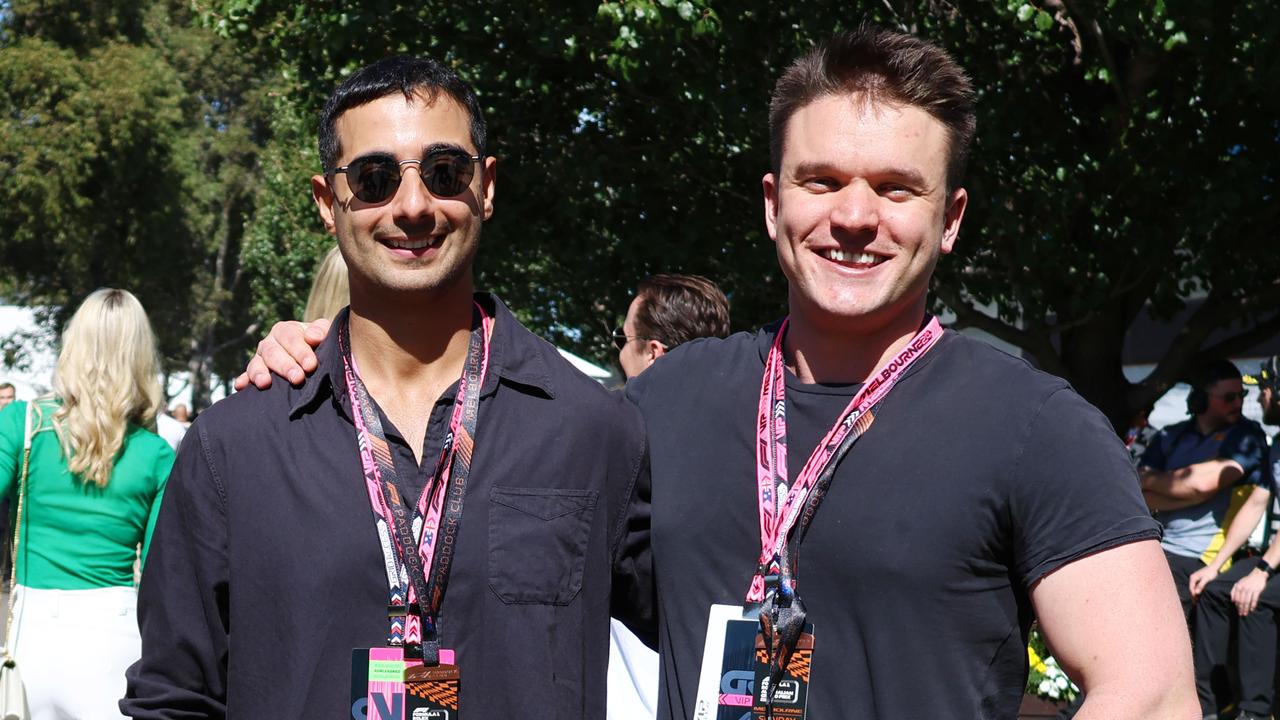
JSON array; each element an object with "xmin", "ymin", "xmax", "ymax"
[
  {"xmin": 1137, "ymin": 428, "xmax": 1168, "ymax": 470},
  {"xmin": 1010, "ymin": 388, "xmax": 1161, "ymax": 587},
  {"xmin": 1219, "ymin": 424, "xmax": 1269, "ymax": 486}
]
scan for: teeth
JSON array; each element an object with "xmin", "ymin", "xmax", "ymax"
[
  {"xmin": 821, "ymin": 249, "xmax": 881, "ymax": 265},
  {"xmin": 387, "ymin": 236, "xmax": 439, "ymax": 250}
]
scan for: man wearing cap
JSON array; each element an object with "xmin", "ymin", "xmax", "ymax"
[
  {"xmin": 1140, "ymin": 360, "xmax": 1272, "ymax": 621},
  {"xmin": 1191, "ymin": 357, "xmax": 1280, "ymax": 720}
]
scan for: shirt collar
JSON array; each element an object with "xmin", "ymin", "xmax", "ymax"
[{"xmin": 288, "ymin": 292, "xmax": 556, "ymax": 419}]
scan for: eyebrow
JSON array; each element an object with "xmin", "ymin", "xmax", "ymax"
[
  {"xmin": 790, "ymin": 161, "xmax": 931, "ymax": 190},
  {"xmin": 423, "ymin": 141, "xmax": 473, "ymax": 156}
]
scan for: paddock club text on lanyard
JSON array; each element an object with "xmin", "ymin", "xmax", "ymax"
[{"xmin": 340, "ymin": 304, "xmax": 492, "ymax": 720}]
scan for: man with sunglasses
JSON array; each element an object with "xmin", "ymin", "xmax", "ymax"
[
  {"xmin": 1139, "ymin": 359, "xmax": 1271, "ymax": 624},
  {"xmin": 1190, "ymin": 357, "xmax": 1280, "ymax": 720},
  {"xmin": 123, "ymin": 56, "xmax": 651, "ymax": 719},
  {"xmin": 236, "ymin": 28, "xmax": 1197, "ymax": 719},
  {"xmin": 614, "ymin": 274, "xmax": 730, "ymax": 380}
]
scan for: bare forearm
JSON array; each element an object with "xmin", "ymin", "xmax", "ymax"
[
  {"xmin": 1214, "ymin": 489, "xmax": 1270, "ymax": 565},
  {"xmin": 1140, "ymin": 461, "xmax": 1242, "ymax": 503},
  {"xmin": 1071, "ymin": 687, "xmax": 1198, "ymax": 720}
]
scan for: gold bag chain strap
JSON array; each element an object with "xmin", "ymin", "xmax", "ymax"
[{"xmin": 3, "ymin": 402, "xmax": 33, "ymax": 662}]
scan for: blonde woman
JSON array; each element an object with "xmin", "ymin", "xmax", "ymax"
[
  {"xmin": 302, "ymin": 245, "xmax": 350, "ymax": 323},
  {"xmin": 0, "ymin": 288, "xmax": 174, "ymax": 720}
]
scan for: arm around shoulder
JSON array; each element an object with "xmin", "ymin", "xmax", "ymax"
[
  {"xmin": 1032, "ymin": 540, "xmax": 1199, "ymax": 719},
  {"xmin": 122, "ymin": 425, "xmax": 231, "ymax": 719}
]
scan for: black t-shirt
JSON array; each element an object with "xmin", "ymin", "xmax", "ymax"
[{"xmin": 625, "ymin": 323, "xmax": 1160, "ymax": 720}]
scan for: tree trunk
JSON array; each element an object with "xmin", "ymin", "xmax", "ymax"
[{"xmin": 1057, "ymin": 308, "xmax": 1135, "ymax": 435}]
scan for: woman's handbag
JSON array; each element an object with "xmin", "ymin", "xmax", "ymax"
[{"xmin": 0, "ymin": 402, "xmax": 34, "ymax": 720}]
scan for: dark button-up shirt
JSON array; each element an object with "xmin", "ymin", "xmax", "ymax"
[{"xmin": 123, "ymin": 294, "xmax": 652, "ymax": 719}]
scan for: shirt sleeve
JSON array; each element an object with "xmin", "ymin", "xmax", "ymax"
[
  {"xmin": 1219, "ymin": 423, "xmax": 1269, "ymax": 486},
  {"xmin": 610, "ymin": 439, "xmax": 657, "ymax": 649},
  {"xmin": 1137, "ymin": 427, "xmax": 1168, "ymax": 470},
  {"xmin": 1010, "ymin": 388, "xmax": 1162, "ymax": 587},
  {"xmin": 139, "ymin": 438, "xmax": 177, "ymax": 568},
  {"xmin": 122, "ymin": 422, "xmax": 229, "ymax": 718},
  {"xmin": 0, "ymin": 402, "xmax": 26, "ymax": 503}
]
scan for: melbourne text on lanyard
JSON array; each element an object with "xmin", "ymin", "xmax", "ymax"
[
  {"xmin": 339, "ymin": 303, "xmax": 493, "ymax": 666},
  {"xmin": 750, "ymin": 315, "xmax": 943, "ymax": 704}
]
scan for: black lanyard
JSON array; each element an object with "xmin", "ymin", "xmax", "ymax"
[{"xmin": 339, "ymin": 306, "xmax": 491, "ymax": 664}]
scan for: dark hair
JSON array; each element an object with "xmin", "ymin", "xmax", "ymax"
[
  {"xmin": 318, "ymin": 55, "xmax": 487, "ymax": 171},
  {"xmin": 769, "ymin": 26, "xmax": 976, "ymax": 191},
  {"xmin": 1186, "ymin": 359, "xmax": 1242, "ymax": 415},
  {"xmin": 633, "ymin": 274, "xmax": 731, "ymax": 348}
]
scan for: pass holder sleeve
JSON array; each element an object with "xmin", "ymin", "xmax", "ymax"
[
  {"xmin": 351, "ymin": 647, "xmax": 460, "ymax": 720},
  {"xmin": 694, "ymin": 604, "xmax": 761, "ymax": 720}
]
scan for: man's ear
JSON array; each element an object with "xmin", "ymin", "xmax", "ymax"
[
  {"xmin": 480, "ymin": 156, "xmax": 497, "ymax": 221},
  {"xmin": 647, "ymin": 340, "xmax": 667, "ymax": 363},
  {"xmin": 762, "ymin": 172, "xmax": 780, "ymax": 244},
  {"xmin": 940, "ymin": 187, "xmax": 968, "ymax": 254},
  {"xmin": 311, "ymin": 175, "xmax": 338, "ymax": 235}
]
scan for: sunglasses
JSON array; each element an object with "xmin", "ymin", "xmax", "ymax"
[
  {"xmin": 329, "ymin": 148, "xmax": 482, "ymax": 203},
  {"xmin": 612, "ymin": 327, "xmax": 633, "ymax": 351},
  {"xmin": 612, "ymin": 327, "xmax": 669, "ymax": 352},
  {"xmin": 1213, "ymin": 390, "xmax": 1248, "ymax": 403}
]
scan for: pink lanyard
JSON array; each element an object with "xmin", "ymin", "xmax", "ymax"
[
  {"xmin": 747, "ymin": 316, "xmax": 943, "ymax": 603},
  {"xmin": 341, "ymin": 304, "xmax": 493, "ymax": 659}
]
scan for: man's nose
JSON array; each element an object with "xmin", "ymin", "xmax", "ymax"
[
  {"xmin": 828, "ymin": 181, "xmax": 880, "ymax": 232},
  {"xmin": 392, "ymin": 163, "xmax": 436, "ymax": 220}
]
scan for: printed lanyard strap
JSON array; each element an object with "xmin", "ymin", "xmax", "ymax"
[
  {"xmin": 339, "ymin": 304, "xmax": 492, "ymax": 665},
  {"xmin": 750, "ymin": 316, "xmax": 943, "ymax": 709}
]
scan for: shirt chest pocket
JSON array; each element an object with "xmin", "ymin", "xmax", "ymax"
[{"xmin": 488, "ymin": 486, "xmax": 599, "ymax": 605}]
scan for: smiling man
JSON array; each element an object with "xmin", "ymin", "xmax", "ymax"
[
  {"xmin": 622, "ymin": 27, "xmax": 1196, "ymax": 719},
  {"xmin": 122, "ymin": 56, "xmax": 649, "ymax": 718},
  {"xmin": 236, "ymin": 29, "xmax": 1198, "ymax": 720}
]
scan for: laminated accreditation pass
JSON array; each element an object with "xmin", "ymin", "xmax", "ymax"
[{"xmin": 693, "ymin": 604, "xmax": 814, "ymax": 720}]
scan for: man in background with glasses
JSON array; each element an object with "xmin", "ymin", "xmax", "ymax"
[
  {"xmin": 1140, "ymin": 359, "xmax": 1271, "ymax": 625},
  {"xmin": 607, "ymin": 273, "xmax": 729, "ymax": 720},
  {"xmin": 124, "ymin": 55, "xmax": 651, "ymax": 719},
  {"xmin": 613, "ymin": 274, "xmax": 730, "ymax": 380},
  {"xmin": 1190, "ymin": 357, "xmax": 1280, "ymax": 720}
]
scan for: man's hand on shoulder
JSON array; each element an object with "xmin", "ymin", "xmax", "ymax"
[{"xmin": 232, "ymin": 318, "xmax": 330, "ymax": 391}]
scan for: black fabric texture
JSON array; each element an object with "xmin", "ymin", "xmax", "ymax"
[
  {"xmin": 624, "ymin": 324, "xmax": 1161, "ymax": 720},
  {"xmin": 121, "ymin": 294, "xmax": 650, "ymax": 720}
]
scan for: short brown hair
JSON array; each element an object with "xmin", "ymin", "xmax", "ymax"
[
  {"xmin": 634, "ymin": 274, "xmax": 731, "ymax": 348},
  {"xmin": 769, "ymin": 26, "xmax": 976, "ymax": 191}
]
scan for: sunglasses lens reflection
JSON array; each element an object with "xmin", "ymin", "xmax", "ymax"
[
  {"xmin": 424, "ymin": 152, "xmax": 474, "ymax": 196},
  {"xmin": 351, "ymin": 158, "xmax": 400, "ymax": 203},
  {"xmin": 347, "ymin": 150, "xmax": 476, "ymax": 203}
]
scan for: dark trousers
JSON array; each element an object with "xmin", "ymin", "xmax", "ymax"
[
  {"xmin": 1166, "ymin": 550, "xmax": 1206, "ymax": 620},
  {"xmin": 1195, "ymin": 561, "xmax": 1280, "ymax": 716}
]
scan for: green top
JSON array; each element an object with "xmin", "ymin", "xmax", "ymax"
[{"xmin": 0, "ymin": 399, "xmax": 174, "ymax": 589}]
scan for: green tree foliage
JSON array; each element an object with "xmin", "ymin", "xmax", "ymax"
[
  {"xmin": 5, "ymin": 1, "xmax": 1276, "ymax": 427},
  {"xmin": 0, "ymin": 0, "xmax": 274, "ymax": 409},
  {"xmin": 208, "ymin": 0, "xmax": 1279, "ymax": 429}
]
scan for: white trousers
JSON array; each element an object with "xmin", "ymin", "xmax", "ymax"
[{"xmin": 7, "ymin": 585, "xmax": 139, "ymax": 720}]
